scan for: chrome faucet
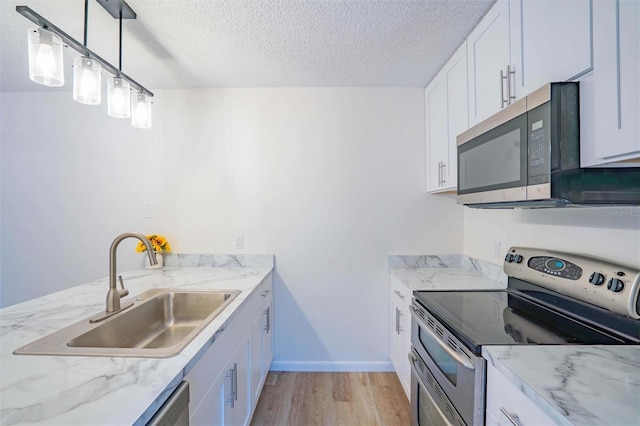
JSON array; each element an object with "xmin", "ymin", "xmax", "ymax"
[{"xmin": 91, "ymin": 233, "xmax": 158, "ymax": 322}]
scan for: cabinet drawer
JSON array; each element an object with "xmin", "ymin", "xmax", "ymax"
[
  {"xmin": 486, "ymin": 364, "xmax": 556, "ymax": 425},
  {"xmin": 390, "ymin": 275, "xmax": 411, "ymax": 305}
]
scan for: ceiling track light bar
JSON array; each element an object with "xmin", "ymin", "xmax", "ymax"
[{"xmin": 16, "ymin": 5, "xmax": 153, "ymax": 97}]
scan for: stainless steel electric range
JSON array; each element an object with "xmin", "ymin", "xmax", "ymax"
[{"xmin": 409, "ymin": 247, "xmax": 640, "ymax": 426}]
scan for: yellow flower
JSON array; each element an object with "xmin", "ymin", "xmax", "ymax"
[{"xmin": 136, "ymin": 234, "xmax": 172, "ymax": 253}]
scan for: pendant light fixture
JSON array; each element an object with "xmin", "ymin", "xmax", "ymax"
[
  {"xmin": 17, "ymin": 1, "xmax": 153, "ymax": 127},
  {"xmin": 73, "ymin": 0, "xmax": 101, "ymax": 105},
  {"xmin": 131, "ymin": 92, "xmax": 151, "ymax": 128},
  {"xmin": 27, "ymin": 28, "xmax": 64, "ymax": 87},
  {"xmin": 107, "ymin": 9, "xmax": 130, "ymax": 118}
]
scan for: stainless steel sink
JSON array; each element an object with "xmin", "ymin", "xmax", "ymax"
[{"xmin": 14, "ymin": 289, "xmax": 240, "ymax": 358}]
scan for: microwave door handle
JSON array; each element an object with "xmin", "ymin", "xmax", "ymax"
[
  {"xmin": 409, "ymin": 305, "xmax": 474, "ymax": 370},
  {"xmin": 408, "ymin": 352, "xmax": 455, "ymax": 426},
  {"xmin": 507, "ymin": 65, "xmax": 516, "ymax": 104}
]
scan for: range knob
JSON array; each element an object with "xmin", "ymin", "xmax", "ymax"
[
  {"xmin": 589, "ymin": 272, "xmax": 605, "ymax": 286},
  {"xmin": 514, "ymin": 255, "xmax": 523, "ymax": 264},
  {"xmin": 505, "ymin": 254, "xmax": 514, "ymax": 262},
  {"xmin": 607, "ymin": 278, "xmax": 624, "ymax": 293}
]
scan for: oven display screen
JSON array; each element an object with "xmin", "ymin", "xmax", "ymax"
[{"xmin": 418, "ymin": 327, "xmax": 458, "ymax": 386}]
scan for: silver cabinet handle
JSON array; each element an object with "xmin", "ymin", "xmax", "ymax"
[
  {"xmin": 500, "ymin": 407, "xmax": 522, "ymax": 426},
  {"xmin": 263, "ymin": 306, "xmax": 271, "ymax": 334},
  {"xmin": 397, "ymin": 310, "xmax": 403, "ymax": 333},
  {"xmin": 225, "ymin": 363, "xmax": 237, "ymax": 408},
  {"xmin": 409, "ymin": 305, "xmax": 474, "ymax": 370},
  {"xmin": 408, "ymin": 352, "xmax": 455, "ymax": 426},
  {"xmin": 441, "ymin": 162, "xmax": 446, "ymax": 185},
  {"xmin": 393, "ymin": 289, "xmax": 405, "ymax": 300},
  {"xmin": 506, "ymin": 65, "xmax": 516, "ymax": 104},
  {"xmin": 395, "ymin": 307, "xmax": 399, "ymax": 334},
  {"xmin": 501, "ymin": 69, "xmax": 508, "ymax": 108}
]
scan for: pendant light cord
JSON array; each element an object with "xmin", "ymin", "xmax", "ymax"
[
  {"xmin": 83, "ymin": 0, "xmax": 88, "ymax": 46},
  {"xmin": 118, "ymin": 10, "xmax": 123, "ymax": 72}
]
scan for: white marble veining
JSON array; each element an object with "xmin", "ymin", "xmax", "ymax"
[
  {"xmin": 483, "ymin": 345, "xmax": 640, "ymax": 426},
  {"xmin": 163, "ymin": 253, "xmax": 274, "ymax": 268},
  {"xmin": 0, "ymin": 258, "xmax": 273, "ymax": 425},
  {"xmin": 389, "ymin": 254, "xmax": 507, "ymax": 291}
]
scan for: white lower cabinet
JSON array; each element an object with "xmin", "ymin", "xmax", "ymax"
[
  {"xmin": 389, "ymin": 275, "xmax": 411, "ymax": 399},
  {"xmin": 486, "ymin": 363, "xmax": 556, "ymax": 426},
  {"xmin": 223, "ymin": 331, "xmax": 250, "ymax": 426},
  {"xmin": 249, "ymin": 298, "xmax": 273, "ymax": 414},
  {"xmin": 185, "ymin": 273, "xmax": 273, "ymax": 426}
]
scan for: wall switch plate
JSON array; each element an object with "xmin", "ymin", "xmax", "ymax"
[
  {"xmin": 234, "ymin": 234, "xmax": 244, "ymax": 249},
  {"xmin": 493, "ymin": 241, "xmax": 501, "ymax": 259}
]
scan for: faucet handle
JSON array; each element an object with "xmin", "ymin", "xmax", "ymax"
[{"xmin": 118, "ymin": 275, "xmax": 129, "ymax": 298}]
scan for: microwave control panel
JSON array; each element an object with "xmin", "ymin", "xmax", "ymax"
[{"xmin": 528, "ymin": 119, "xmax": 546, "ymax": 177}]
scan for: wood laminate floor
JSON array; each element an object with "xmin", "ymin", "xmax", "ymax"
[{"xmin": 251, "ymin": 372, "xmax": 411, "ymax": 426}]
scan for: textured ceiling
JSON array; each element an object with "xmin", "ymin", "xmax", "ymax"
[{"xmin": 0, "ymin": 0, "xmax": 495, "ymax": 91}]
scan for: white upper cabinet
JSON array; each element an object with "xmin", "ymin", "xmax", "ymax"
[
  {"xmin": 425, "ymin": 75, "xmax": 448, "ymax": 192},
  {"xmin": 467, "ymin": 0, "xmax": 511, "ymax": 127},
  {"xmin": 509, "ymin": 0, "xmax": 592, "ymax": 99},
  {"xmin": 581, "ymin": 0, "xmax": 640, "ymax": 166},
  {"xmin": 426, "ymin": 41, "xmax": 468, "ymax": 193},
  {"xmin": 467, "ymin": 0, "xmax": 592, "ymax": 128}
]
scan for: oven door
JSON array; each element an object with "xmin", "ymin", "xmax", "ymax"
[
  {"xmin": 410, "ymin": 301, "xmax": 485, "ymax": 426},
  {"xmin": 409, "ymin": 348, "xmax": 465, "ymax": 426}
]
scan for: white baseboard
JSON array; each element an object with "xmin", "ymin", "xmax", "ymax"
[{"xmin": 270, "ymin": 360, "xmax": 394, "ymax": 372}]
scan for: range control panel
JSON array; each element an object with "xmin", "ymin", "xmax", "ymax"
[{"xmin": 504, "ymin": 247, "xmax": 640, "ymax": 319}]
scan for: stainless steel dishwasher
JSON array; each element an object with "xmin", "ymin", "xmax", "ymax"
[{"xmin": 147, "ymin": 381, "xmax": 190, "ymax": 426}]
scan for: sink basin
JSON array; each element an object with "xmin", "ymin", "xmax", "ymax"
[{"xmin": 14, "ymin": 289, "xmax": 240, "ymax": 358}]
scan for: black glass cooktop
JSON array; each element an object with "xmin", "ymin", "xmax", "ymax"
[{"xmin": 413, "ymin": 287, "xmax": 637, "ymax": 355}]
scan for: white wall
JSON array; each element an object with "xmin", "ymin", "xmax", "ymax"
[
  {"xmin": 464, "ymin": 207, "xmax": 640, "ymax": 267},
  {"xmin": 0, "ymin": 88, "xmax": 464, "ymax": 370}
]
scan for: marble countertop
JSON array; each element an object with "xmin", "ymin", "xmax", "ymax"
[
  {"xmin": 483, "ymin": 345, "xmax": 640, "ymax": 426},
  {"xmin": 389, "ymin": 254, "xmax": 507, "ymax": 291},
  {"xmin": 0, "ymin": 254, "xmax": 273, "ymax": 426}
]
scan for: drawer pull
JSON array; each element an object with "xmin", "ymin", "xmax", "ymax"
[
  {"xmin": 393, "ymin": 289, "xmax": 405, "ymax": 299},
  {"xmin": 500, "ymin": 407, "xmax": 522, "ymax": 426}
]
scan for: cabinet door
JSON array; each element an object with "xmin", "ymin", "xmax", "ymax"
[
  {"xmin": 425, "ymin": 75, "xmax": 448, "ymax": 192},
  {"xmin": 389, "ymin": 277, "xmax": 410, "ymax": 399},
  {"xmin": 249, "ymin": 299, "xmax": 273, "ymax": 413},
  {"xmin": 467, "ymin": 0, "xmax": 511, "ymax": 127},
  {"xmin": 249, "ymin": 313, "xmax": 263, "ymax": 412},
  {"xmin": 509, "ymin": 0, "xmax": 592, "ymax": 98},
  {"xmin": 591, "ymin": 0, "xmax": 640, "ymax": 164},
  {"xmin": 262, "ymin": 300, "xmax": 273, "ymax": 375},
  {"xmin": 443, "ymin": 41, "xmax": 468, "ymax": 189},
  {"xmin": 190, "ymin": 372, "xmax": 225, "ymax": 426},
  {"xmin": 223, "ymin": 330, "xmax": 251, "ymax": 426}
]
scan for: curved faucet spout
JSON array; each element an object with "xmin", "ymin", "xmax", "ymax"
[{"xmin": 106, "ymin": 232, "xmax": 158, "ymax": 313}]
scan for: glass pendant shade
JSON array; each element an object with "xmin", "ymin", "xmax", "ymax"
[
  {"xmin": 131, "ymin": 92, "xmax": 152, "ymax": 129},
  {"xmin": 107, "ymin": 77, "xmax": 131, "ymax": 118},
  {"xmin": 73, "ymin": 56, "xmax": 102, "ymax": 105},
  {"xmin": 27, "ymin": 28, "xmax": 64, "ymax": 87}
]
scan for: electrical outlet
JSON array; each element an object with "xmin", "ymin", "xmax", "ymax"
[
  {"xmin": 493, "ymin": 241, "xmax": 501, "ymax": 259},
  {"xmin": 143, "ymin": 203, "xmax": 152, "ymax": 219},
  {"xmin": 234, "ymin": 234, "xmax": 244, "ymax": 250}
]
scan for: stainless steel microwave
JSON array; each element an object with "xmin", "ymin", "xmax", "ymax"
[{"xmin": 456, "ymin": 82, "xmax": 640, "ymax": 208}]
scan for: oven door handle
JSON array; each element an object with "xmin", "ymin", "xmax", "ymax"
[
  {"xmin": 409, "ymin": 305, "xmax": 475, "ymax": 370},
  {"xmin": 408, "ymin": 352, "xmax": 455, "ymax": 426}
]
